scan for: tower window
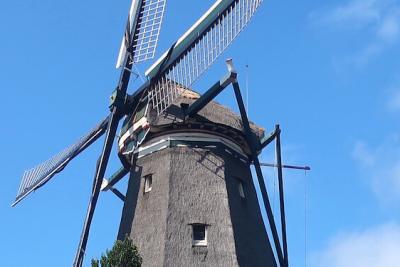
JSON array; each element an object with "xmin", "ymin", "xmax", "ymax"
[
  {"xmin": 238, "ymin": 181, "xmax": 245, "ymax": 199},
  {"xmin": 144, "ymin": 174, "xmax": 152, "ymax": 193},
  {"xmin": 192, "ymin": 224, "xmax": 207, "ymax": 246}
]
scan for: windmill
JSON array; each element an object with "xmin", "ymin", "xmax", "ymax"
[{"xmin": 12, "ymin": 0, "xmax": 292, "ymax": 266}]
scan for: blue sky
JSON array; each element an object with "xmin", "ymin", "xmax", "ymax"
[{"xmin": 1, "ymin": 0, "xmax": 400, "ymax": 266}]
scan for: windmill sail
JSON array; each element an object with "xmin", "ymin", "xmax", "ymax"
[
  {"xmin": 145, "ymin": 0, "xmax": 263, "ymax": 115},
  {"xmin": 12, "ymin": 117, "xmax": 109, "ymax": 207},
  {"xmin": 116, "ymin": 0, "xmax": 167, "ymax": 68}
]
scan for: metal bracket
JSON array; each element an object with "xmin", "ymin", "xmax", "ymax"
[
  {"xmin": 101, "ymin": 167, "xmax": 130, "ymax": 192},
  {"xmin": 109, "ymin": 88, "xmax": 128, "ymax": 111}
]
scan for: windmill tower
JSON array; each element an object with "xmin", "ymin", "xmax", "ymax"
[
  {"xmin": 12, "ymin": 0, "xmax": 290, "ymax": 266},
  {"xmin": 116, "ymin": 85, "xmax": 277, "ymax": 266}
]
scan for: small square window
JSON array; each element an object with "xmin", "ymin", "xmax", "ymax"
[
  {"xmin": 238, "ymin": 181, "xmax": 245, "ymax": 199},
  {"xmin": 144, "ymin": 174, "xmax": 152, "ymax": 193},
  {"xmin": 192, "ymin": 224, "xmax": 207, "ymax": 246}
]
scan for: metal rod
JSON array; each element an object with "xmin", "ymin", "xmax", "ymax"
[
  {"xmin": 73, "ymin": 111, "xmax": 121, "ymax": 267},
  {"xmin": 259, "ymin": 163, "xmax": 311, "ymax": 171},
  {"xmin": 232, "ymin": 79, "xmax": 284, "ymax": 267},
  {"xmin": 73, "ymin": 1, "xmax": 145, "ymax": 265},
  {"xmin": 276, "ymin": 124, "xmax": 288, "ymax": 267}
]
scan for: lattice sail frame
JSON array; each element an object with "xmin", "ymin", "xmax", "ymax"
[
  {"xmin": 148, "ymin": 0, "xmax": 263, "ymax": 115},
  {"xmin": 13, "ymin": 118, "xmax": 109, "ymax": 206},
  {"xmin": 116, "ymin": 0, "xmax": 166, "ymax": 68},
  {"xmin": 14, "ymin": 0, "xmax": 264, "ymax": 206},
  {"xmin": 132, "ymin": 0, "xmax": 166, "ymax": 63}
]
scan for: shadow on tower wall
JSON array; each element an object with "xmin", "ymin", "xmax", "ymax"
[
  {"xmin": 223, "ymin": 152, "xmax": 278, "ymax": 267},
  {"xmin": 117, "ymin": 165, "xmax": 143, "ymax": 240}
]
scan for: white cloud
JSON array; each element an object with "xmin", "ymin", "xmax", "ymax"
[
  {"xmin": 387, "ymin": 89, "xmax": 400, "ymax": 111},
  {"xmin": 378, "ymin": 14, "xmax": 400, "ymax": 42},
  {"xmin": 352, "ymin": 141, "xmax": 375, "ymax": 166},
  {"xmin": 310, "ymin": 0, "xmax": 382, "ymax": 27},
  {"xmin": 310, "ymin": 0, "xmax": 400, "ymax": 67},
  {"xmin": 352, "ymin": 138, "xmax": 400, "ymax": 204},
  {"xmin": 311, "ymin": 223, "xmax": 400, "ymax": 267}
]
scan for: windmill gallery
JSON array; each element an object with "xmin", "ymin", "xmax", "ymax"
[{"xmin": 12, "ymin": 0, "xmax": 301, "ymax": 266}]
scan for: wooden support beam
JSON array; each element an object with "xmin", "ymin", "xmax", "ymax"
[
  {"xmin": 110, "ymin": 187, "xmax": 126, "ymax": 202},
  {"xmin": 275, "ymin": 125, "xmax": 288, "ymax": 267},
  {"xmin": 185, "ymin": 71, "xmax": 237, "ymax": 117},
  {"xmin": 259, "ymin": 128, "xmax": 280, "ymax": 151},
  {"xmin": 101, "ymin": 167, "xmax": 130, "ymax": 192},
  {"xmin": 232, "ymin": 80, "xmax": 285, "ymax": 267}
]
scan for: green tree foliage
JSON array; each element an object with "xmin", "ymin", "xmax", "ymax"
[{"xmin": 91, "ymin": 236, "xmax": 142, "ymax": 267}]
